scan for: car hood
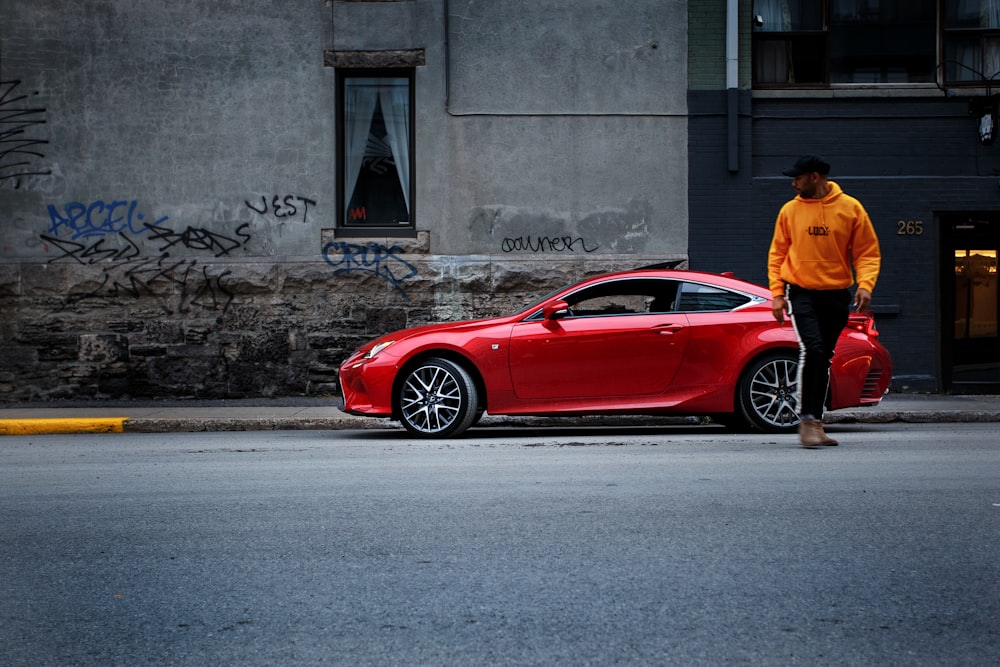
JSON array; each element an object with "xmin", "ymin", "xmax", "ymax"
[
  {"xmin": 386, "ymin": 314, "xmax": 520, "ymax": 342},
  {"xmin": 355, "ymin": 313, "xmax": 524, "ymax": 357}
]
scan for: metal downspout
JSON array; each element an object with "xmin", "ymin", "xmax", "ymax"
[{"xmin": 726, "ymin": 0, "xmax": 739, "ymax": 172}]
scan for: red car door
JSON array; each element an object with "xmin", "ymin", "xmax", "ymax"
[{"xmin": 507, "ymin": 313, "xmax": 691, "ymax": 400}]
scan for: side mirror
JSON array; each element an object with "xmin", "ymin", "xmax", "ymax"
[{"xmin": 543, "ymin": 300, "xmax": 570, "ymax": 321}]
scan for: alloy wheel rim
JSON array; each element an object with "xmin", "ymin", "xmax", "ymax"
[
  {"xmin": 400, "ymin": 365, "xmax": 463, "ymax": 433},
  {"xmin": 749, "ymin": 358, "xmax": 800, "ymax": 428}
]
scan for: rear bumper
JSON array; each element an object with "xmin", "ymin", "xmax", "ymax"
[{"xmin": 830, "ymin": 336, "xmax": 893, "ymax": 409}]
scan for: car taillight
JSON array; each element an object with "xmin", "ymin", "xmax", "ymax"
[{"xmin": 846, "ymin": 313, "xmax": 878, "ymax": 337}]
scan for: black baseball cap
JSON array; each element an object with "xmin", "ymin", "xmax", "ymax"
[{"xmin": 782, "ymin": 155, "xmax": 830, "ymax": 177}]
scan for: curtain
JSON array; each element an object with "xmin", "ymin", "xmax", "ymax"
[
  {"xmin": 985, "ymin": 36, "xmax": 1000, "ymax": 80},
  {"xmin": 379, "ymin": 81, "xmax": 410, "ymax": 219},
  {"xmin": 755, "ymin": 41, "xmax": 793, "ymax": 83},
  {"xmin": 831, "ymin": 1, "xmax": 863, "ymax": 21},
  {"xmin": 344, "ymin": 80, "xmax": 379, "ymax": 219},
  {"xmin": 754, "ymin": 0, "xmax": 793, "ymax": 82},
  {"xmin": 952, "ymin": 0, "xmax": 1000, "ymax": 27},
  {"xmin": 982, "ymin": 0, "xmax": 1000, "ymax": 27},
  {"xmin": 946, "ymin": 2, "xmax": 1000, "ymax": 79},
  {"xmin": 754, "ymin": 0, "xmax": 791, "ymax": 31}
]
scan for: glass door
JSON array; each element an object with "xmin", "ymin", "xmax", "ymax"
[{"xmin": 944, "ymin": 217, "xmax": 1000, "ymax": 391}]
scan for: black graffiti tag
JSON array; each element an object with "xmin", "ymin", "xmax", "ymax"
[
  {"xmin": 500, "ymin": 235, "xmax": 600, "ymax": 253},
  {"xmin": 60, "ymin": 253, "xmax": 235, "ymax": 314},
  {"xmin": 0, "ymin": 80, "xmax": 50, "ymax": 188},
  {"xmin": 245, "ymin": 195, "xmax": 316, "ymax": 223},
  {"xmin": 41, "ymin": 220, "xmax": 248, "ymax": 313},
  {"xmin": 144, "ymin": 222, "xmax": 251, "ymax": 256},
  {"xmin": 40, "ymin": 232, "xmax": 142, "ymax": 265}
]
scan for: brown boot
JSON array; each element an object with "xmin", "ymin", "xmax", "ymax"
[{"xmin": 799, "ymin": 418, "xmax": 838, "ymax": 447}]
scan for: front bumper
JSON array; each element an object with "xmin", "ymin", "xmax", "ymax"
[{"xmin": 338, "ymin": 357, "xmax": 398, "ymax": 417}]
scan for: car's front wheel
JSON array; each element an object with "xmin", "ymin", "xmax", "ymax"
[
  {"xmin": 735, "ymin": 351, "xmax": 800, "ymax": 433},
  {"xmin": 396, "ymin": 358, "xmax": 479, "ymax": 438}
]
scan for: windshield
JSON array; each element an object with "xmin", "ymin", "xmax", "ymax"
[{"xmin": 514, "ymin": 283, "xmax": 578, "ymax": 318}]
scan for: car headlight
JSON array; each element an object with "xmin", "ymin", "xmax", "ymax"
[{"xmin": 363, "ymin": 340, "xmax": 395, "ymax": 360}]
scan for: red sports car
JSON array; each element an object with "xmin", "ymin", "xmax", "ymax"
[{"xmin": 339, "ymin": 269, "xmax": 892, "ymax": 437}]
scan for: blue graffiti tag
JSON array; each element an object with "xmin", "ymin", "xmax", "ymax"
[
  {"xmin": 47, "ymin": 199, "xmax": 167, "ymax": 239},
  {"xmin": 322, "ymin": 241, "xmax": 418, "ymax": 300}
]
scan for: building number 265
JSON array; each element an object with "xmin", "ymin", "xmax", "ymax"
[{"xmin": 897, "ymin": 220, "xmax": 924, "ymax": 236}]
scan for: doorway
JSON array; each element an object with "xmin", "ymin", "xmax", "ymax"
[{"xmin": 940, "ymin": 214, "xmax": 1000, "ymax": 393}]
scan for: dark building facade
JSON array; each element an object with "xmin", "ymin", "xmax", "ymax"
[{"xmin": 690, "ymin": 0, "xmax": 1000, "ymax": 393}]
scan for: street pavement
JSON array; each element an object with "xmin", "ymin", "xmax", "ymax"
[{"xmin": 1, "ymin": 393, "xmax": 998, "ymax": 435}]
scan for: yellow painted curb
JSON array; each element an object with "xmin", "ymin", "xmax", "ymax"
[{"xmin": 0, "ymin": 418, "xmax": 128, "ymax": 435}]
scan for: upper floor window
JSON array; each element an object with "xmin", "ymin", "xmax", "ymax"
[
  {"xmin": 337, "ymin": 71, "xmax": 414, "ymax": 231},
  {"xmin": 943, "ymin": 1, "xmax": 1000, "ymax": 84},
  {"xmin": 752, "ymin": 0, "xmax": 936, "ymax": 87}
]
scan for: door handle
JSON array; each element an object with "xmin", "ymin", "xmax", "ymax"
[{"xmin": 653, "ymin": 324, "xmax": 685, "ymax": 335}]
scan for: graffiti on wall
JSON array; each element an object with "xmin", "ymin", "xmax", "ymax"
[
  {"xmin": 47, "ymin": 199, "xmax": 168, "ymax": 239},
  {"xmin": 245, "ymin": 194, "xmax": 317, "ymax": 223},
  {"xmin": 470, "ymin": 207, "xmax": 602, "ymax": 254},
  {"xmin": 322, "ymin": 240, "xmax": 418, "ymax": 301},
  {"xmin": 0, "ymin": 80, "xmax": 50, "ymax": 188},
  {"xmin": 42, "ymin": 199, "xmax": 249, "ymax": 314},
  {"xmin": 63, "ymin": 253, "xmax": 235, "ymax": 313},
  {"xmin": 144, "ymin": 221, "xmax": 251, "ymax": 257},
  {"xmin": 500, "ymin": 235, "xmax": 599, "ymax": 253},
  {"xmin": 36, "ymin": 192, "xmax": 417, "ymax": 310}
]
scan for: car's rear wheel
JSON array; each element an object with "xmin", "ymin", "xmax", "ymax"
[
  {"xmin": 736, "ymin": 351, "xmax": 800, "ymax": 433},
  {"xmin": 397, "ymin": 358, "xmax": 479, "ymax": 438}
]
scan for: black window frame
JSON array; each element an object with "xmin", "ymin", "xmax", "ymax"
[
  {"xmin": 751, "ymin": 0, "xmax": 937, "ymax": 89},
  {"xmin": 335, "ymin": 68, "xmax": 416, "ymax": 237},
  {"xmin": 941, "ymin": 0, "xmax": 1000, "ymax": 86}
]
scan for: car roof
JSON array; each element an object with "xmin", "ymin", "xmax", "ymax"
[{"xmin": 573, "ymin": 268, "xmax": 770, "ymax": 296}]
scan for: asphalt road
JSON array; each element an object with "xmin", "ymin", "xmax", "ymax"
[{"xmin": 2, "ymin": 423, "xmax": 998, "ymax": 666}]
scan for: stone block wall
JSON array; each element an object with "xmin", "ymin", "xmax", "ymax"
[{"xmin": 0, "ymin": 243, "xmax": 681, "ymax": 402}]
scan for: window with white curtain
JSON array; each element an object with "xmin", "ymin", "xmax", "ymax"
[
  {"xmin": 943, "ymin": 0, "xmax": 1000, "ymax": 84},
  {"xmin": 338, "ymin": 72, "xmax": 413, "ymax": 230},
  {"xmin": 752, "ymin": 0, "xmax": 936, "ymax": 86}
]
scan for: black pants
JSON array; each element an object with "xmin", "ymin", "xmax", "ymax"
[{"xmin": 787, "ymin": 285, "xmax": 851, "ymax": 419}]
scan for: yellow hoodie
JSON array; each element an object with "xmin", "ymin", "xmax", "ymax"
[{"xmin": 767, "ymin": 181, "xmax": 881, "ymax": 298}]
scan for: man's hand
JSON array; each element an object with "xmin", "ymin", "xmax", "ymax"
[
  {"xmin": 853, "ymin": 288, "xmax": 872, "ymax": 313},
  {"xmin": 772, "ymin": 295, "xmax": 787, "ymax": 323}
]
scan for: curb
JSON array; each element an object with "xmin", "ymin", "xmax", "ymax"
[
  {"xmin": 122, "ymin": 411, "xmax": 1000, "ymax": 433},
  {"xmin": 111, "ymin": 410, "xmax": 1000, "ymax": 433},
  {"xmin": 826, "ymin": 410, "xmax": 1000, "ymax": 424},
  {"xmin": 3, "ymin": 409, "xmax": 999, "ymax": 436},
  {"xmin": 121, "ymin": 416, "xmax": 390, "ymax": 433},
  {"xmin": 0, "ymin": 417, "xmax": 128, "ymax": 436}
]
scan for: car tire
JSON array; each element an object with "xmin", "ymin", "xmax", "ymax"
[
  {"xmin": 397, "ymin": 357, "xmax": 480, "ymax": 438},
  {"xmin": 735, "ymin": 351, "xmax": 801, "ymax": 433}
]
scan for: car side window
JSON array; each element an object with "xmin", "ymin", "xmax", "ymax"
[
  {"xmin": 676, "ymin": 282, "xmax": 752, "ymax": 312},
  {"xmin": 565, "ymin": 278, "xmax": 680, "ymax": 318},
  {"xmin": 571, "ymin": 293, "xmax": 647, "ymax": 317}
]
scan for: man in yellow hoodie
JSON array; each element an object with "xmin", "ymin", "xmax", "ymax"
[{"xmin": 767, "ymin": 155, "xmax": 882, "ymax": 448}]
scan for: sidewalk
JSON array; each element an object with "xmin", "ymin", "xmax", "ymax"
[{"xmin": 1, "ymin": 393, "xmax": 998, "ymax": 435}]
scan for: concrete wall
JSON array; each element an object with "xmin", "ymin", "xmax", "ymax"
[
  {"xmin": 431, "ymin": 0, "xmax": 689, "ymax": 257},
  {"xmin": 0, "ymin": 0, "xmax": 689, "ymax": 401},
  {"xmin": 1, "ymin": 0, "xmax": 335, "ymax": 259}
]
